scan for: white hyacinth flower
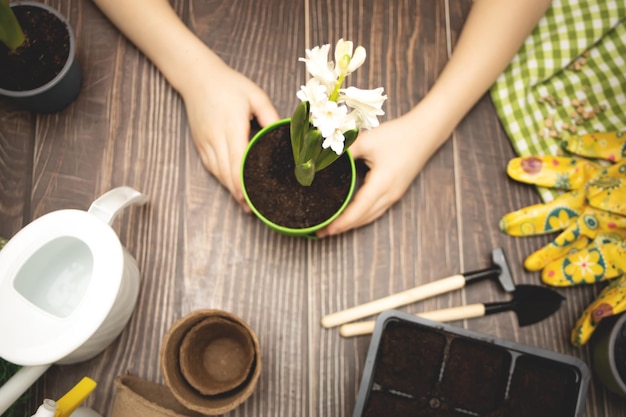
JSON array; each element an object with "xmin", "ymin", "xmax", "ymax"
[
  {"xmin": 334, "ymin": 39, "xmax": 366, "ymax": 76},
  {"xmin": 340, "ymin": 86, "xmax": 387, "ymax": 129},
  {"xmin": 322, "ymin": 129, "xmax": 347, "ymax": 155},
  {"xmin": 310, "ymin": 102, "xmax": 357, "ymax": 154},
  {"xmin": 298, "ymin": 44, "xmax": 335, "ymax": 87},
  {"xmin": 310, "ymin": 101, "xmax": 348, "ymax": 138},
  {"xmin": 290, "ymin": 39, "xmax": 387, "ymax": 187},
  {"xmin": 296, "ymin": 78, "xmax": 328, "ymax": 108}
]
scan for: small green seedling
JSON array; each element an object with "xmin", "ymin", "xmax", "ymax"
[{"xmin": 0, "ymin": 0, "xmax": 26, "ymax": 51}]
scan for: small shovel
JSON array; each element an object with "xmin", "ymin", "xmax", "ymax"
[{"xmin": 339, "ymin": 284, "xmax": 565, "ymax": 337}]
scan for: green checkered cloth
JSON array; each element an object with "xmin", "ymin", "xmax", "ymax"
[{"xmin": 490, "ymin": 0, "xmax": 626, "ymax": 202}]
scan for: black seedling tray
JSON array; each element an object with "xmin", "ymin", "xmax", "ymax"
[{"xmin": 352, "ymin": 311, "xmax": 589, "ymax": 417}]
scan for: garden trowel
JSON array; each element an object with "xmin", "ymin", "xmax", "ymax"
[{"xmin": 339, "ymin": 284, "xmax": 565, "ymax": 337}]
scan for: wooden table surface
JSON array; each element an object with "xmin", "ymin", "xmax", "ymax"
[{"xmin": 1, "ymin": 1, "xmax": 624, "ymax": 416}]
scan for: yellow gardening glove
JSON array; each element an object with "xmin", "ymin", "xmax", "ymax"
[
  {"xmin": 500, "ymin": 131, "xmax": 626, "ymax": 286},
  {"xmin": 571, "ymin": 274, "xmax": 626, "ymax": 346}
]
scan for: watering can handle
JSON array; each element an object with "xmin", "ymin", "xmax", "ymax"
[{"xmin": 88, "ymin": 187, "xmax": 149, "ymax": 226}]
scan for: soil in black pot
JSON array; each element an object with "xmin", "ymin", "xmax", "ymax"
[
  {"xmin": 372, "ymin": 320, "xmax": 446, "ymax": 397},
  {"xmin": 0, "ymin": 5, "xmax": 70, "ymax": 91},
  {"xmin": 242, "ymin": 123, "xmax": 352, "ymax": 229},
  {"xmin": 504, "ymin": 355, "xmax": 579, "ymax": 417},
  {"xmin": 440, "ymin": 338, "xmax": 510, "ymax": 414}
]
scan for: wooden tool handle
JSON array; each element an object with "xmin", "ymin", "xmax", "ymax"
[
  {"xmin": 321, "ymin": 274, "xmax": 466, "ymax": 328},
  {"xmin": 339, "ymin": 304, "xmax": 487, "ymax": 337}
]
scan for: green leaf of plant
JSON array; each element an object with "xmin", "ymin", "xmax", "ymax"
[
  {"xmin": 315, "ymin": 148, "xmax": 340, "ymax": 172},
  {"xmin": 0, "ymin": 1, "xmax": 26, "ymax": 51},
  {"xmin": 343, "ymin": 129, "xmax": 359, "ymax": 150},
  {"xmin": 290, "ymin": 101, "xmax": 309, "ymax": 163},
  {"xmin": 299, "ymin": 129, "xmax": 323, "ymax": 163},
  {"xmin": 315, "ymin": 129, "xmax": 359, "ymax": 171},
  {"xmin": 294, "ymin": 160, "xmax": 316, "ymax": 186}
]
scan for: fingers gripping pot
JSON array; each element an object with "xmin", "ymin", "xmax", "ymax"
[{"xmin": 0, "ymin": 187, "xmax": 148, "ymax": 415}]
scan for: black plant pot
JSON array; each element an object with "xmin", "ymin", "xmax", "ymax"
[{"xmin": 0, "ymin": 1, "xmax": 82, "ymax": 113}]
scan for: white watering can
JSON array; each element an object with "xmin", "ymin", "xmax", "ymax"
[{"xmin": 0, "ymin": 187, "xmax": 148, "ymax": 415}]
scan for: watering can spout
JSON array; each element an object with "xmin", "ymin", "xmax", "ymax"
[
  {"xmin": 0, "ymin": 364, "xmax": 50, "ymax": 415},
  {"xmin": 88, "ymin": 186, "xmax": 148, "ymax": 226}
]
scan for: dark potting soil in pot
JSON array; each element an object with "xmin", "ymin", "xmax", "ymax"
[
  {"xmin": 0, "ymin": 5, "xmax": 70, "ymax": 91},
  {"xmin": 242, "ymin": 123, "xmax": 352, "ymax": 229}
]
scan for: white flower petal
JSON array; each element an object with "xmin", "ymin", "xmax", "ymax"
[
  {"xmin": 339, "ymin": 86, "xmax": 387, "ymax": 129},
  {"xmin": 347, "ymin": 46, "xmax": 366, "ymax": 73},
  {"xmin": 334, "ymin": 40, "xmax": 366, "ymax": 76},
  {"xmin": 296, "ymin": 78, "xmax": 328, "ymax": 106},
  {"xmin": 322, "ymin": 130, "xmax": 346, "ymax": 155},
  {"xmin": 351, "ymin": 109, "xmax": 380, "ymax": 130},
  {"xmin": 299, "ymin": 44, "xmax": 336, "ymax": 84},
  {"xmin": 334, "ymin": 39, "xmax": 353, "ymax": 67},
  {"xmin": 341, "ymin": 86, "xmax": 387, "ymax": 111}
]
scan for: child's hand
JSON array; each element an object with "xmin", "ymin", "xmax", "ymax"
[
  {"xmin": 318, "ymin": 105, "xmax": 449, "ymax": 237},
  {"xmin": 181, "ymin": 57, "xmax": 279, "ymax": 207}
]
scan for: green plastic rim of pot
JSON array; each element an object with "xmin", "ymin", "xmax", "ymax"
[{"xmin": 241, "ymin": 118, "xmax": 357, "ymax": 238}]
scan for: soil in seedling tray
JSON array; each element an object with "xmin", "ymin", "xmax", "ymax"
[
  {"xmin": 372, "ymin": 320, "xmax": 446, "ymax": 397},
  {"xmin": 358, "ymin": 316, "xmax": 587, "ymax": 417},
  {"xmin": 364, "ymin": 390, "xmax": 464, "ymax": 417},
  {"xmin": 0, "ymin": 6, "xmax": 70, "ymax": 91},
  {"xmin": 503, "ymin": 355, "xmax": 580, "ymax": 417},
  {"xmin": 243, "ymin": 124, "xmax": 352, "ymax": 229},
  {"xmin": 363, "ymin": 391, "xmax": 419, "ymax": 417},
  {"xmin": 441, "ymin": 338, "xmax": 511, "ymax": 414}
]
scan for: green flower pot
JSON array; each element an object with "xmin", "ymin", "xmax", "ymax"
[{"xmin": 241, "ymin": 118, "xmax": 356, "ymax": 237}]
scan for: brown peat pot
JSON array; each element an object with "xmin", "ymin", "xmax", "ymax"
[
  {"xmin": 161, "ymin": 309, "xmax": 261, "ymax": 415},
  {"xmin": 352, "ymin": 310, "xmax": 590, "ymax": 417},
  {"xmin": 178, "ymin": 315, "xmax": 256, "ymax": 396}
]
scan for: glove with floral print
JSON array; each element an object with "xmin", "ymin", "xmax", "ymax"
[
  {"xmin": 500, "ymin": 131, "xmax": 626, "ymax": 287},
  {"xmin": 570, "ymin": 274, "xmax": 626, "ymax": 346}
]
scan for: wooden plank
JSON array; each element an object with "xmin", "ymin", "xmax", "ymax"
[
  {"xmin": 309, "ymin": 1, "xmax": 463, "ymax": 416},
  {"xmin": 9, "ymin": 0, "xmax": 189, "ymax": 414},
  {"xmin": 182, "ymin": 0, "xmax": 309, "ymax": 416},
  {"xmin": 448, "ymin": 1, "xmax": 625, "ymax": 416},
  {"xmin": 1, "ymin": 0, "xmax": 621, "ymax": 415},
  {"xmin": 0, "ymin": 107, "xmax": 33, "ymax": 239}
]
